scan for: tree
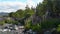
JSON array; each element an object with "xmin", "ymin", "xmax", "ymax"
[
  {"xmin": 25, "ymin": 5, "xmax": 35, "ymax": 16},
  {"xmin": 36, "ymin": 0, "xmax": 60, "ymax": 30},
  {"xmin": 36, "ymin": 0, "xmax": 48, "ymax": 16},
  {"xmin": 9, "ymin": 12, "xmax": 14, "ymax": 17}
]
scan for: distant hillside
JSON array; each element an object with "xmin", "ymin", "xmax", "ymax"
[{"xmin": 0, "ymin": 12, "xmax": 9, "ymax": 16}]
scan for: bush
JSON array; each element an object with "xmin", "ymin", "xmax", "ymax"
[
  {"xmin": 57, "ymin": 25, "xmax": 60, "ymax": 32},
  {"xmin": 41, "ymin": 18, "xmax": 60, "ymax": 29},
  {"xmin": 31, "ymin": 24, "xmax": 41, "ymax": 32},
  {"xmin": 0, "ymin": 20, "xmax": 5, "ymax": 25}
]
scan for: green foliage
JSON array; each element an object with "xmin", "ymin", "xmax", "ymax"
[
  {"xmin": 57, "ymin": 25, "xmax": 60, "ymax": 32},
  {"xmin": 25, "ymin": 19, "xmax": 32, "ymax": 30},
  {"xmin": 25, "ymin": 6, "xmax": 35, "ymax": 16},
  {"xmin": 36, "ymin": 0, "xmax": 48, "ymax": 16},
  {"xmin": 9, "ymin": 5, "xmax": 35, "ymax": 25},
  {"xmin": 9, "ymin": 12, "xmax": 14, "ymax": 17},
  {"xmin": 9, "ymin": 9, "xmax": 25, "ymax": 18},
  {"xmin": 36, "ymin": 0, "xmax": 60, "ymax": 17},
  {"xmin": 5, "ymin": 18, "xmax": 18, "ymax": 24},
  {"xmin": 25, "ymin": 19, "xmax": 41, "ymax": 32},
  {"xmin": 8, "ymin": 0, "xmax": 60, "ymax": 32},
  {"xmin": 31, "ymin": 24, "xmax": 41, "ymax": 32},
  {"xmin": 0, "ymin": 20, "xmax": 5, "ymax": 25},
  {"xmin": 41, "ymin": 18, "xmax": 60, "ymax": 29},
  {"xmin": 9, "ymin": 6, "xmax": 35, "ymax": 18}
]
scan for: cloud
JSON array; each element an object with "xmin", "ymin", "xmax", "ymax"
[
  {"xmin": 0, "ymin": 2, "xmax": 26, "ymax": 13},
  {"xmin": 0, "ymin": 0, "xmax": 43, "ymax": 13},
  {"xmin": 26, "ymin": 0, "xmax": 36, "ymax": 8}
]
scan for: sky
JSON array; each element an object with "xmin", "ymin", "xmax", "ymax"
[{"xmin": 0, "ymin": 0, "xmax": 43, "ymax": 13}]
